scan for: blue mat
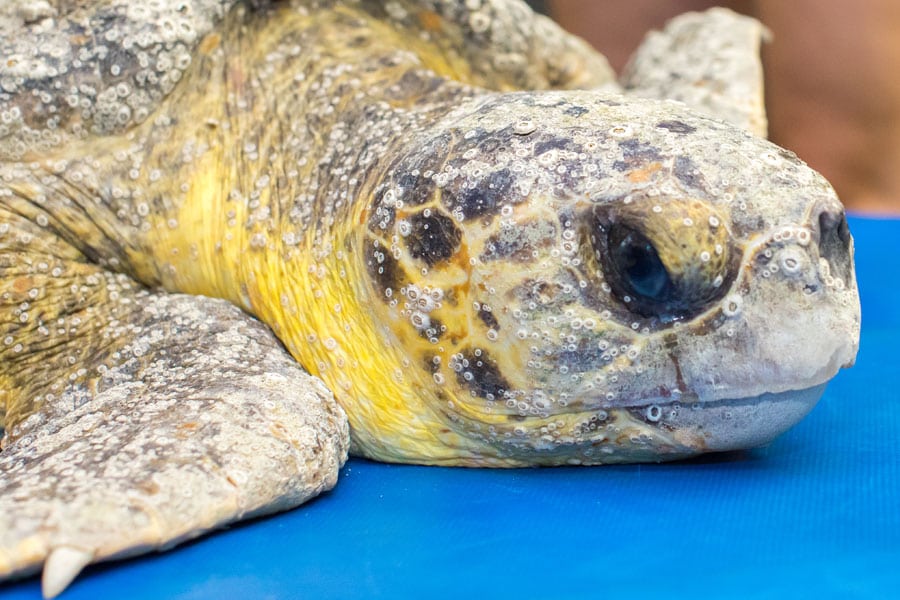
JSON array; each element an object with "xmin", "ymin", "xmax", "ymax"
[{"xmin": 5, "ymin": 216, "xmax": 899, "ymax": 600}]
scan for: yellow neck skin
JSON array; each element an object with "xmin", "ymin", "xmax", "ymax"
[
  {"xmin": 147, "ymin": 140, "xmax": 504, "ymax": 463},
  {"xmin": 127, "ymin": 3, "xmax": 527, "ymax": 464}
]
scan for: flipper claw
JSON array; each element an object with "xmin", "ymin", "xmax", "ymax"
[{"xmin": 42, "ymin": 546, "xmax": 93, "ymax": 599}]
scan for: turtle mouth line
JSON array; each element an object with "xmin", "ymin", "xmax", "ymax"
[
  {"xmin": 608, "ymin": 381, "xmax": 828, "ymax": 411},
  {"xmin": 616, "ymin": 383, "xmax": 829, "ymax": 451}
]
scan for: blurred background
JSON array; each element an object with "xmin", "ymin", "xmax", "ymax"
[{"xmin": 527, "ymin": 1, "xmax": 900, "ymax": 215}]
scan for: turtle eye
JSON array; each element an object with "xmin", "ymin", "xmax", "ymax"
[
  {"xmin": 608, "ymin": 224, "xmax": 671, "ymax": 302},
  {"xmin": 600, "ymin": 222, "xmax": 675, "ymax": 318},
  {"xmin": 589, "ymin": 199, "xmax": 736, "ymax": 324}
]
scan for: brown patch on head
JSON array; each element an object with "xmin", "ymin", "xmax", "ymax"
[
  {"xmin": 443, "ymin": 168, "xmax": 514, "ymax": 221},
  {"xmin": 627, "ymin": 162, "xmax": 662, "ymax": 183},
  {"xmin": 481, "ymin": 219, "xmax": 557, "ymax": 263},
  {"xmin": 673, "ymin": 156, "xmax": 705, "ymax": 191},
  {"xmin": 455, "ymin": 348, "xmax": 510, "ymax": 401},
  {"xmin": 418, "ymin": 316, "xmax": 445, "ymax": 341},
  {"xmin": 405, "ymin": 211, "xmax": 462, "ymax": 266},
  {"xmin": 385, "ymin": 131, "xmax": 452, "ymax": 204},
  {"xmin": 424, "ymin": 355, "xmax": 441, "ymax": 373},
  {"xmin": 613, "ymin": 139, "xmax": 662, "ymax": 172},
  {"xmin": 656, "ymin": 120, "xmax": 697, "ymax": 135},
  {"xmin": 396, "ymin": 172, "xmax": 434, "ymax": 206},
  {"xmin": 477, "ymin": 306, "xmax": 499, "ymax": 330},
  {"xmin": 365, "ymin": 237, "xmax": 406, "ymax": 300}
]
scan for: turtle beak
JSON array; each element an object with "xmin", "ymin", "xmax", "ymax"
[{"xmin": 670, "ymin": 384, "xmax": 828, "ymax": 452}]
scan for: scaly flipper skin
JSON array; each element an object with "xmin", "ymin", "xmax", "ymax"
[
  {"xmin": 0, "ymin": 285, "xmax": 348, "ymax": 593},
  {"xmin": 621, "ymin": 8, "xmax": 769, "ymax": 137},
  {"xmin": 377, "ymin": 0, "xmax": 618, "ymax": 91},
  {"xmin": 0, "ymin": 0, "xmax": 859, "ymax": 596}
]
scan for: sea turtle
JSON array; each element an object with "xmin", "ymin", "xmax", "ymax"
[{"xmin": 0, "ymin": 0, "xmax": 860, "ymax": 596}]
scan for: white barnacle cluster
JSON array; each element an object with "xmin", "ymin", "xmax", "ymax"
[
  {"xmin": 0, "ymin": 0, "xmax": 228, "ymax": 161},
  {"xmin": 816, "ymin": 257, "xmax": 846, "ymax": 292},
  {"xmin": 0, "ymin": 289, "xmax": 347, "ymax": 583},
  {"xmin": 370, "ymin": 186, "xmax": 399, "ymax": 232},
  {"xmin": 758, "ymin": 227, "xmax": 810, "ymax": 282},
  {"xmin": 400, "ymin": 283, "xmax": 444, "ymax": 337}
]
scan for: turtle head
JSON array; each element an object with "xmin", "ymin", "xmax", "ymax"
[{"xmin": 359, "ymin": 91, "xmax": 860, "ymax": 465}]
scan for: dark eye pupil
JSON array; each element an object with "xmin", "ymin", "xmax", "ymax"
[
  {"xmin": 606, "ymin": 224, "xmax": 672, "ymax": 310},
  {"xmin": 615, "ymin": 233, "xmax": 669, "ymax": 300},
  {"xmin": 591, "ymin": 213, "xmax": 734, "ymax": 324}
]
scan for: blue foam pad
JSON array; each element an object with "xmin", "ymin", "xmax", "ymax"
[{"xmin": 5, "ymin": 215, "xmax": 899, "ymax": 599}]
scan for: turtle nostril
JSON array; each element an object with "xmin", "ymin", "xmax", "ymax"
[{"xmin": 817, "ymin": 210, "xmax": 853, "ymax": 284}]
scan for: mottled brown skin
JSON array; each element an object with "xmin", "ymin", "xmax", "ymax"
[
  {"xmin": 0, "ymin": 0, "xmax": 622, "ymax": 588},
  {"xmin": 1, "ymin": 0, "xmax": 617, "ymax": 460},
  {"xmin": 0, "ymin": 0, "xmax": 860, "ymax": 594}
]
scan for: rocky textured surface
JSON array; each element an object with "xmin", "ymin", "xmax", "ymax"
[
  {"xmin": 0, "ymin": 0, "xmax": 232, "ymax": 161},
  {"xmin": 0, "ymin": 291, "xmax": 348, "ymax": 587}
]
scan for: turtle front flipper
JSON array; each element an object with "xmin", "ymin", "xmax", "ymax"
[
  {"xmin": 621, "ymin": 8, "xmax": 769, "ymax": 137},
  {"xmin": 0, "ymin": 207, "xmax": 349, "ymax": 595}
]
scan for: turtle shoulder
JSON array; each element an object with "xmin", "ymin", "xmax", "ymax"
[
  {"xmin": 0, "ymin": 0, "xmax": 234, "ymax": 162},
  {"xmin": 352, "ymin": 0, "xmax": 617, "ymax": 91}
]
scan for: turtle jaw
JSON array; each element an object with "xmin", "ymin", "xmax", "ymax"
[
  {"xmin": 617, "ymin": 383, "xmax": 828, "ymax": 454},
  {"xmin": 668, "ymin": 208, "xmax": 861, "ymax": 407},
  {"xmin": 451, "ymin": 383, "xmax": 829, "ymax": 465},
  {"xmin": 683, "ymin": 384, "xmax": 828, "ymax": 452}
]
